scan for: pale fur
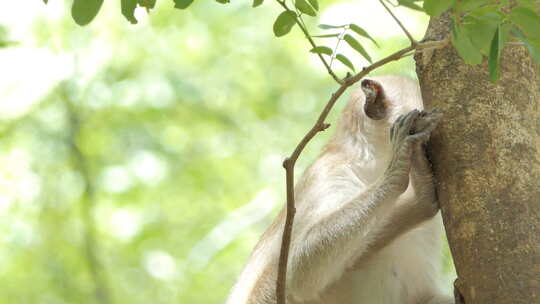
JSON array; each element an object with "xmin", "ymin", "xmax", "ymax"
[{"xmin": 227, "ymin": 75, "xmax": 453, "ymax": 304}]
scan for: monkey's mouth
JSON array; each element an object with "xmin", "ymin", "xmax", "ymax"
[{"xmin": 361, "ymin": 79, "xmax": 388, "ymax": 120}]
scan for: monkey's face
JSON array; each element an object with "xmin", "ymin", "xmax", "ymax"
[
  {"xmin": 361, "ymin": 79, "xmax": 389, "ymax": 121},
  {"xmin": 360, "ymin": 77, "xmax": 417, "ymax": 126}
]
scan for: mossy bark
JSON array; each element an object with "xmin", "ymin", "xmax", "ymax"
[{"xmin": 415, "ymin": 15, "xmax": 540, "ymax": 304}]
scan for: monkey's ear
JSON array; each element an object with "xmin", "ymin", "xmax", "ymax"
[{"xmin": 361, "ymin": 79, "xmax": 388, "ymax": 120}]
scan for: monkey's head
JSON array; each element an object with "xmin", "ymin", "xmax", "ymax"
[
  {"xmin": 359, "ymin": 76, "xmax": 423, "ymax": 124},
  {"xmin": 337, "ymin": 75, "xmax": 423, "ymax": 142},
  {"xmin": 360, "ymin": 79, "xmax": 389, "ymax": 121}
]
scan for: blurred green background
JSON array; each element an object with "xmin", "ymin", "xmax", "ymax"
[{"xmin": 0, "ymin": 1, "xmax": 451, "ymax": 303}]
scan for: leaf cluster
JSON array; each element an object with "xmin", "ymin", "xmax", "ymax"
[{"xmin": 47, "ymin": 0, "xmax": 540, "ymax": 81}]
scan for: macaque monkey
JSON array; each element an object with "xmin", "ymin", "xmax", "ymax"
[{"xmin": 227, "ymin": 75, "xmax": 454, "ymax": 304}]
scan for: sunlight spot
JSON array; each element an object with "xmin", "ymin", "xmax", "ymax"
[
  {"xmin": 129, "ymin": 151, "xmax": 168, "ymax": 185},
  {"xmin": 0, "ymin": 149, "xmax": 41, "ymax": 206},
  {"xmin": 100, "ymin": 166, "xmax": 134, "ymax": 193},
  {"xmin": 6, "ymin": 219, "xmax": 36, "ymax": 247},
  {"xmin": 0, "ymin": 48, "xmax": 72, "ymax": 120},
  {"xmin": 0, "ymin": 196, "xmax": 12, "ymax": 214},
  {"xmin": 143, "ymin": 250, "xmax": 178, "ymax": 280},
  {"xmin": 109, "ymin": 208, "xmax": 141, "ymax": 241}
]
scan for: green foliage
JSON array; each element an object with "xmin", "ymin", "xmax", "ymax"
[
  {"xmin": 343, "ymin": 34, "xmax": 372, "ymax": 63},
  {"xmin": 273, "ymin": 11, "xmax": 297, "ymax": 37},
  {"xmin": 312, "ymin": 33, "xmax": 340, "ymax": 38},
  {"xmin": 462, "ymin": 12, "xmax": 500, "ymax": 56},
  {"xmin": 122, "ymin": 0, "xmax": 139, "ymax": 24},
  {"xmin": 295, "ymin": 0, "xmax": 317, "ymax": 17},
  {"xmin": 42, "ymin": 0, "xmax": 540, "ymax": 82},
  {"xmin": 488, "ymin": 25, "xmax": 502, "ymax": 82},
  {"xmin": 71, "ymin": 0, "xmax": 104, "ymax": 26},
  {"xmin": 174, "ymin": 0, "xmax": 195, "ymax": 9},
  {"xmin": 509, "ymin": 6, "xmax": 540, "ymax": 42},
  {"xmin": 308, "ymin": 0, "xmax": 319, "ymax": 11},
  {"xmin": 452, "ymin": 22, "xmax": 482, "ymax": 65},
  {"xmin": 139, "ymin": 0, "xmax": 157, "ymax": 10},
  {"xmin": 318, "ymin": 24, "xmax": 346, "ymax": 29},
  {"xmin": 459, "ymin": 0, "xmax": 486, "ymax": 11},
  {"xmin": 310, "ymin": 46, "xmax": 333, "ymax": 55},
  {"xmin": 349, "ymin": 24, "xmax": 379, "ymax": 47},
  {"xmin": 423, "ymin": 0, "xmax": 455, "ymax": 17},
  {"xmin": 335, "ymin": 53, "xmax": 355, "ymax": 71},
  {"xmin": 397, "ymin": 0, "xmax": 423, "ymax": 11}
]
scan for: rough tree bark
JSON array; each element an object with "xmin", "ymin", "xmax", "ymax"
[{"xmin": 415, "ymin": 15, "xmax": 540, "ymax": 304}]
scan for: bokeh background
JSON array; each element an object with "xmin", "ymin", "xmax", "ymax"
[{"xmin": 0, "ymin": 1, "xmax": 453, "ymax": 303}]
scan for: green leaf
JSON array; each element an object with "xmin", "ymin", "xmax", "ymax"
[
  {"xmin": 463, "ymin": 13, "xmax": 500, "ymax": 55},
  {"xmin": 295, "ymin": 0, "xmax": 316, "ymax": 17},
  {"xmin": 253, "ymin": 0, "xmax": 263, "ymax": 7},
  {"xmin": 310, "ymin": 46, "xmax": 333, "ymax": 55},
  {"xmin": 308, "ymin": 0, "xmax": 319, "ymax": 11},
  {"xmin": 398, "ymin": 0, "xmax": 423, "ymax": 11},
  {"xmin": 423, "ymin": 0, "xmax": 455, "ymax": 17},
  {"xmin": 349, "ymin": 24, "xmax": 379, "ymax": 47},
  {"xmin": 336, "ymin": 54, "xmax": 355, "ymax": 71},
  {"xmin": 488, "ymin": 25, "xmax": 502, "ymax": 82},
  {"xmin": 138, "ymin": 0, "xmax": 156, "ymax": 10},
  {"xmin": 344, "ymin": 34, "xmax": 372, "ymax": 63},
  {"xmin": 43, "ymin": 0, "xmax": 48, "ymax": 3},
  {"xmin": 121, "ymin": 0, "xmax": 138, "ymax": 24},
  {"xmin": 216, "ymin": 0, "xmax": 230, "ymax": 3},
  {"xmin": 488, "ymin": 24, "xmax": 512, "ymax": 82},
  {"xmin": 458, "ymin": 0, "xmax": 485, "ymax": 11},
  {"xmin": 313, "ymin": 33, "xmax": 340, "ymax": 38},
  {"xmin": 318, "ymin": 24, "xmax": 346, "ymax": 29},
  {"xmin": 451, "ymin": 23, "xmax": 483, "ymax": 65},
  {"xmin": 71, "ymin": 0, "xmax": 103, "ymax": 26},
  {"xmin": 512, "ymin": 27, "xmax": 540, "ymax": 63},
  {"xmin": 273, "ymin": 11, "xmax": 297, "ymax": 37},
  {"xmin": 509, "ymin": 6, "xmax": 540, "ymax": 42},
  {"xmin": 174, "ymin": 0, "xmax": 194, "ymax": 9}
]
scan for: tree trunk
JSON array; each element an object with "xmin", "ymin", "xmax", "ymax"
[{"xmin": 415, "ymin": 15, "xmax": 540, "ymax": 304}]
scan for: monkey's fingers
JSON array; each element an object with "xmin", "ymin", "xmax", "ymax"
[
  {"xmin": 411, "ymin": 110, "xmax": 443, "ymax": 136},
  {"xmin": 393, "ymin": 110, "xmax": 420, "ymax": 144}
]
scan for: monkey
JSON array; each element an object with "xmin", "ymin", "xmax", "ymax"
[{"xmin": 226, "ymin": 75, "xmax": 454, "ymax": 304}]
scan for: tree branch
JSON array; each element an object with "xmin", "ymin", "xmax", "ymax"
[
  {"xmin": 378, "ymin": 0, "xmax": 416, "ymax": 44},
  {"xmin": 63, "ymin": 87, "xmax": 113, "ymax": 304},
  {"xmin": 275, "ymin": 39, "xmax": 447, "ymax": 304}
]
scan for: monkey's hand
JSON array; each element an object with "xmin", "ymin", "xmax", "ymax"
[
  {"xmin": 410, "ymin": 110, "xmax": 443, "ymax": 219},
  {"xmin": 385, "ymin": 110, "xmax": 442, "ymax": 194},
  {"xmin": 384, "ymin": 110, "xmax": 421, "ymax": 194}
]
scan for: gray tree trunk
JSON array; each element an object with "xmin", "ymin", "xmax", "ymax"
[{"xmin": 415, "ymin": 15, "xmax": 540, "ymax": 304}]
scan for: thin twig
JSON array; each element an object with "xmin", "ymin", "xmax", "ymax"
[
  {"xmin": 378, "ymin": 0, "xmax": 416, "ymax": 44},
  {"xmin": 276, "ymin": 0, "xmax": 343, "ymax": 84},
  {"xmin": 275, "ymin": 39, "xmax": 448, "ymax": 304},
  {"xmin": 329, "ymin": 28, "xmax": 347, "ymax": 68}
]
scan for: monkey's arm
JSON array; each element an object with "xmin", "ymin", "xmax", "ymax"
[
  {"xmin": 286, "ymin": 110, "xmax": 439, "ymax": 301},
  {"xmin": 352, "ymin": 111, "xmax": 443, "ymax": 262}
]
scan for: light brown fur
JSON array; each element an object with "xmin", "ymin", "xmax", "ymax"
[{"xmin": 227, "ymin": 75, "xmax": 453, "ymax": 304}]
